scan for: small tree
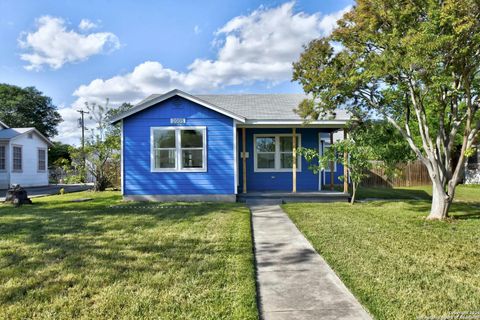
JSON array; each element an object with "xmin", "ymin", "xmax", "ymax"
[
  {"xmin": 80, "ymin": 100, "xmax": 119, "ymax": 191},
  {"xmin": 299, "ymin": 139, "xmax": 373, "ymax": 204}
]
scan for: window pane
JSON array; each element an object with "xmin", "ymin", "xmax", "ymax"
[
  {"xmin": 154, "ymin": 130, "xmax": 175, "ymax": 148},
  {"xmin": 13, "ymin": 147, "xmax": 22, "ymax": 170},
  {"xmin": 182, "ymin": 149, "xmax": 203, "ymax": 168},
  {"xmin": 256, "ymin": 137, "xmax": 275, "ymax": 152},
  {"xmin": 0, "ymin": 146, "xmax": 5, "ymax": 170},
  {"xmin": 280, "ymin": 153, "xmax": 293, "ymax": 168},
  {"xmin": 181, "ymin": 129, "xmax": 204, "ymax": 148},
  {"xmin": 279, "ymin": 136, "xmax": 300, "ymax": 152},
  {"xmin": 257, "ymin": 153, "xmax": 275, "ymax": 169},
  {"xmin": 38, "ymin": 149, "xmax": 46, "ymax": 171},
  {"xmin": 155, "ymin": 150, "xmax": 176, "ymax": 168}
]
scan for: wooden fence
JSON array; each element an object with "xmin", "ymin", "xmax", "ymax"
[{"xmin": 361, "ymin": 160, "xmax": 431, "ymax": 187}]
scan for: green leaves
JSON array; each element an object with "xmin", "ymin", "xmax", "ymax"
[{"xmin": 0, "ymin": 83, "xmax": 62, "ymax": 137}]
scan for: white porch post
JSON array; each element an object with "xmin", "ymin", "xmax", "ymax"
[
  {"xmin": 292, "ymin": 128, "xmax": 297, "ymax": 193},
  {"xmin": 343, "ymin": 129, "xmax": 348, "ymax": 193},
  {"xmin": 330, "ymin": 131, "xmax": 334, "ymax": 191},
  {"xmin": 242, "ymin": 127, "xmax": 247, "ymax": 193}
]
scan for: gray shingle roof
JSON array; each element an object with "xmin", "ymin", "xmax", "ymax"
[
  {"xmin": 139, "ymin": 93, "xmax": 349, "ymax": 120},
  {"xmin": 0, "ymin": 128, "xmax": 34, "ymax": 140}
]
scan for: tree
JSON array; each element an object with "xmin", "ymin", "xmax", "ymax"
[
  {"xmin": 292, "ymin": 0, "xmax": 480, "ymax": 220},
  {"xmin": 300, "ymin": 139, "xmax": 373, "ymax": 204},
  {"xmin": 350, "ymin": 120, "xmax": 416, "ymax": 176},
  {"xmin": 80, "ymin": 100, "xmax": 119, "ymax": 191},
  {"xmin": 76, "ymin": 101, "xmax": 132, "ymax": 191},
  {"xmin": 106, "ymin": 102, "xmax": 133, "ymax": 142},
  {"xmin": 48, "ymin": 142, "xmax": 72, "ymax": 166},
  {"xmin": 0, "ymin": 83, "xmax": 62, "ymax": 137}
]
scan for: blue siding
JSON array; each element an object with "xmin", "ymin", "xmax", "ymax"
[
  {"xmin": 123, "ymin": 96, "xmax": 234, "ymax": 195},
  {"xmin": 238, "ymin": 128, "xmax": 344, "ymax": 192}
]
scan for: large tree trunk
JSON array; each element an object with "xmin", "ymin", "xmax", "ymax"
[{"xmin": 427, "ymin": 180, "xmax": 452, "ymax": 220}]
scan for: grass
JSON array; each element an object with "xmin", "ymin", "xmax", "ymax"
[
  {"xmin": 355, "ymin": 184, "xmax": 480, "ymax": 202},
  {"xmin": 0, "ymin": 191, "xmax": 257, "ymax": 320},
  {"xmin": 283, "ymin": 185, "xmax": 480, "ymax": 319}
]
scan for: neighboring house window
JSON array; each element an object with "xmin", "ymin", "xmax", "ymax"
[
  {"xmin": 323, "ymin": 141, "xmax": 337, "ymax": 172},
  {"xmin": 13, "ymin": 146, "xmax": 22, "ymax": 171},
  {"xmin": 151, "ymin": 127, "xmax": 206, "ymax": 172},
  {"xmin": 254, "ymin": 134, "xmax": 301, "ymax": 172},
  {"xmin": 0, "ymin": 146, "xmax": 5, "ymax": 170},
  {"xmin": 38, "ymin": 148, "xmax": 46, "ymax": 171}
]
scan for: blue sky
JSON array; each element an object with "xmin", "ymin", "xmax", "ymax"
[{"xmin": 0, "ymin": 0, "xmax": 352, "ymax": 143}]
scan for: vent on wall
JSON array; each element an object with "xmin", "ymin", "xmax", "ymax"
[{"xmin": 28, "ymin": 133, "xmax": 33, "ymax": 139}]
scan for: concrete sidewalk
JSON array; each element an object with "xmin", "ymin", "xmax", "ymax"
[{"xmin": 250, "ymin": 203, "xmax": 372, "ymax": 320}]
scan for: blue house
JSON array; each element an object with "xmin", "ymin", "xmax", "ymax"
[{"xmin": 110, "ymin": 89, "xmax": 350, "ymax": 202}]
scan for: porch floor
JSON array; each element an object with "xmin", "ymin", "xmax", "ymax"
[{"xmin": 237, "ymin": 191, "xmax": 350, "ymax": 203}]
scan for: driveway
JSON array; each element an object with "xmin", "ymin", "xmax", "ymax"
[
  {"xmin": 249, "ymin": 201, "xmax": 372, "ymax": 320},
  {"xmin": 0, "ymin": 184, "xmax": 93, "ymax": 201}
]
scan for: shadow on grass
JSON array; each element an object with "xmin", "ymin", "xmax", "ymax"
[
  {"xmin": 356, "ymin": 187, "xmax": 431, "ymax": 200},
  {"xmin": 354, "ymin": 198, "xmax": 480, "ymax": 220},
  {"xmin": 0, "ymin": 195, "xmax": 250, "ymax": 308}
]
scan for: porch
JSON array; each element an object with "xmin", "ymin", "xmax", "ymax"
[
  {"xmin": 237, "ymin": 190, "xmax": 350, "ymax": 203},
  {"xmin": 236, "ymin": 125, "xmax": 350, "ymax": 195}
]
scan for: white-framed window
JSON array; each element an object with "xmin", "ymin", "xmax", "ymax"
[
  {"xmin": 0, "ymin": 146, "xmax": 5, "ymax": 170},
  {"xmin": 151, "ymin": 126, "xmax": 207, "ymax": 172},
  {"xmin": 254, "ymin": 134, "xmax": 301, "ymax": 172},
  {"xmin": 13, "ymin": 145, "xmax": 22, "ymax": 172},
  {"xmin": 322, "ymin": 141, "xmax": 337, "ymax": 172},
  {"xmin": 38, "ymin": 148, "xmax": 47, "ymax": 171}
]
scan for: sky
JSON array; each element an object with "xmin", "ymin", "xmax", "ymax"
[{"xmin": 0, "ymin": 0, "xmax": 353, "ymax": 145}]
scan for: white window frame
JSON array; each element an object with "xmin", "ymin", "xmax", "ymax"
[
  {"xmin": 12, "ymin": 145, "xmax": 22, "ymax": 172},
  {"xmin": 150, "ymin": 126, "xmax": 207, "ymax": 172},
  {"xmin": 254, "ymin": 133, "xmax": 302, "ymax": 172},
  {"xmin": 0, "ymin": 145, "xmax": 6, "ymax": 171},
  {"xmin": 322, "ymin": 140, "xmax": 337, "ymax": 173},
  {"xmin": 38, "ymin": 148, "xmax": 47, "ymax": 172}
]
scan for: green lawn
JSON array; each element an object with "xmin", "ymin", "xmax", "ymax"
[
  {"xmin": 356, "ymin": 184, "xmax": 480, "ymax": 202},
  {"xmin": 0, "ymin": 191, "xmax": 257, "ymax": 320},
  {"xmin": 283, "ymin": 187, "xmax": 480, "ymax": 319}
]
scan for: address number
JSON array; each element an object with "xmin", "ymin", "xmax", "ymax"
[{"xmin": 170, "ymin": 118, "xmax": 186, "ymax": 125}]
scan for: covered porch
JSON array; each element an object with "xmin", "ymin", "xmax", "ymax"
[
  {"xmin": 237, "ymin": 190, "xmax": 350, "ymax": 203},
  {"xmin": 235, "ymin": 122, "xmax": 350, "ymax": 197}
]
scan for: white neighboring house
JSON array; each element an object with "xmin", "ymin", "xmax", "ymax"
[{"xmin": 0, "ymin": 120, "xmax": 53, "ymax": 189}]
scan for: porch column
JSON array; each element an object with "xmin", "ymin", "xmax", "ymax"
[
  {"xmin": 292, "ymin": 128, "xmax": 297, "ymax": 193},
  {"xmin": 330, "ymin": 131, "xmax": 334, "ymax": 191},
  {"xmin": 343, "ymin": 129, "xmax": 348, "ymax": 193},
  {"xmin": 242, "ymin": 127, "xmax": 247, "ymax": 193}
]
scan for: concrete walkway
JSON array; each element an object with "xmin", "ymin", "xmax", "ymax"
[{"xmin": 249, "ymin": 202, "xmax": 372, "ymax": 320}]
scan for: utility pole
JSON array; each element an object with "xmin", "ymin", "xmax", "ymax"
[{"xmin": 77, "ymin": 110, "xmax": 89, "ymax": 182}]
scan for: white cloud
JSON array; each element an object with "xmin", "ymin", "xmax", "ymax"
[
  {"xmin": 60, "ymin": 2, "xmax": 350, "ymax": 144},
  {"xmin": 19, "ymin": 16, "xmax": 120, "ymax": 71},
  {"xmin": 194, "ymin": 25, "xmax": 201, "ymax": 35},
  {"xmin": 79, "ymin": 19, "xmax": 98, "ymax": 31}
]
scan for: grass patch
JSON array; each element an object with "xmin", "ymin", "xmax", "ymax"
[
  {"xmin": 0, "ymin": 191, "xmax": 257, "ymax": 319},
  {"xmin": 356, "ymin": 184, "xmax": 480, "ymax": 202},
  {"xmin": 283, "ymin": 198, "xmax": 480, "ymax": 319}
]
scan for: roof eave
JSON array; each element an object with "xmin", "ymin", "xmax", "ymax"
[
  {"xmin": 240, "ymin": 119, "xmax": 349, "ymax": 127},
  {"xmin": 0, "ymin": 120, "xmax": 10, "ymax": 129},
  {"xmin": 110, "ymin": 89, "xmax": 246, "ymax": 124},
  {"xmin": 14, "ymin": 128, "xmax": 54, "ymax": 147}
]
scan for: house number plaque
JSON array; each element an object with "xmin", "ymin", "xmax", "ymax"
[{"xmin": 170, "ymin": 118, "xmax": 186, "ymax": 125}]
